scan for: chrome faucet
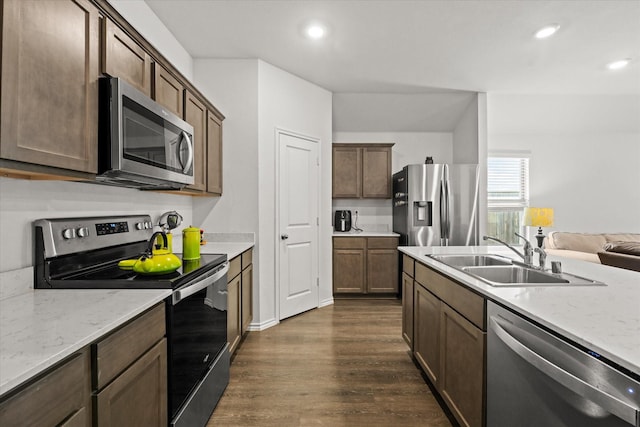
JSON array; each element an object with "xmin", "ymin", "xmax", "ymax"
[
  {"xmin": 534, "ymin": 247, "xmax": 547, "ymax": 270},
  {"xmin": 483, "ymin": 233, "xmax": 534, "ymax": 267}
]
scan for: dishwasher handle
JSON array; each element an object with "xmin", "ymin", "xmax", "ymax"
[{"xmin": 491, "ymin": 316, "xmax": 640, "ymax": 426}]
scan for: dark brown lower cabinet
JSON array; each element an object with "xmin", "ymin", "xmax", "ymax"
[
  {"xmin": 0, "ymin": 350, "xmax": 91, "ymax": 426},
  {"xmin": 241, "ymin": 264, "xmax": 253, "ymax": 334},
  {"xmin": 0, "ymin": 303, "xmax": 168, "ymax": 427},
  {"xmin": 332, "ymin": 236, "xmax": 399, "ymax": 295},
  {"xmin": 401, "ymin": 272, "xmax": 414, "ymax": 348},
  {"xmin": 439, "ymin": 304, "xmax": 485, "ymax": 427},
  {"xmin": 227, "ymin": 272, "xmax": 242, "ymax": 354},
  {"xmin": 92, "ymin": 303, "xmax": 168, "ymax": 426},
  {"xmin": 414, "ymin": 282, "xmax": 441, "ymax": 385},
  {"xmin": 411, "ymin": 262, "xmax": 486, "ymax": 427},
  {"xmin": 95, "ymin": 339, "xmax": 168, "ymax": 426},
  {"xmin": 228, "ymin": 248, "xmax": 253, "ymax": 355}
]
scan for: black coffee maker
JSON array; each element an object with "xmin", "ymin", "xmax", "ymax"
[{"xmin": 334, "ymin": 210, "xmax": 352, "ymax": 232}]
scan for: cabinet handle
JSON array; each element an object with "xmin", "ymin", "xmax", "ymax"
[{"xmin": 281, "ymin": 234, "xmax": 289, "ymax": 240}]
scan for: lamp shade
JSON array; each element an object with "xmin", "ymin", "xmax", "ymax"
[{"xmin": 523, "ymin": 207, "xmax": 554, "ymax": 227}]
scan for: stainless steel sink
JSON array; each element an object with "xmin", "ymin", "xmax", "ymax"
[
  {"xmin": 428, "ymin": 254, "xmax": 513, "ymax": 267},
  {"xmin": 462, "ymin": 265, "xmax": 604, "ymax": 287},
  {"xmin": 427, "ymin": 253, "xmax": 604, "ymax": 287}
]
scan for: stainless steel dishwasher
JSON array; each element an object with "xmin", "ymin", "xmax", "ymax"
[{"xmin": 487, "ymin": 301, "xmax": 640, "ymax": 426}]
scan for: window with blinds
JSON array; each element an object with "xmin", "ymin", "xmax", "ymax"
[
  {"xmin": 487, "ymin": 153, "xmax": 530, "ymax": 245},
  {"xmin": 488, "ymin": 157, "xmax": 529, "ymax": 207}
]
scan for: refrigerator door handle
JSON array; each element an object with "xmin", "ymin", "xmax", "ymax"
[
  {"xmin": 444, "ymin": 177, "xmax": 451, "ymax": 245},
  {"xmin": 439, "ymin": 179, "xmax": 446, "ymax": 245}
]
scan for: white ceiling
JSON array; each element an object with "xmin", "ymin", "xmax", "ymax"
[{"xmin": 144, "ymin": 0, "xmax": 640, "ymax": 130}]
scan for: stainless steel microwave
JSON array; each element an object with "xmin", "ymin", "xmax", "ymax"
[{"xmin": 97, "ymin": 77, "xmax": 195, "ymax": 189}]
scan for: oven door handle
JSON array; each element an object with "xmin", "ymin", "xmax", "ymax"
[{"xmin": 173, "ymin": 263, "xmax": 229, "ymax": 304}]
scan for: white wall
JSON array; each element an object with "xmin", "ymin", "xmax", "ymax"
[
  {"xmin": 192, "ymin": 59, "xmax": 259, "ymax": 232},
  {"xmin": 452, "ymin": 94, "xmax": 479, "ymax": 164},
  {"xmin": 107, "ymin": 0, "xmax": 194, "ymax": 80},
  {"xmin": 488, "ymin": 94, "xmax": 640, "ymax": 233},
  {"xmin": 331, "ymin": 132, "xmax": 453, "ymax": 230},
  {"xmin": 258, "ymin": 61, "xmax": 333, "ymax": 326},
  {"xmin": 0, "ymin": 178, "xmax": 192, "ymax": 272}
]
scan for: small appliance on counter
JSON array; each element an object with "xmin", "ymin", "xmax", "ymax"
[{"xmin": 334, "ymin": 210, "xmax": 352, "ymax": 232}]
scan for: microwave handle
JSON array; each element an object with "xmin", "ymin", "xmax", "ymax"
[{"xmin": 179, "ymin": 131, "xmax": 194, "ymax": 174}]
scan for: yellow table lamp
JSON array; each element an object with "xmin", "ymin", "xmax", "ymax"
[{"xmin": 523, "ymin": 207, "xmax": 554, "ymax": 248}]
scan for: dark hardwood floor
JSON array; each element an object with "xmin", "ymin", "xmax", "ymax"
[{"xmin": 207, "ymin": 299, "xmax": 452, "ymax": 426}]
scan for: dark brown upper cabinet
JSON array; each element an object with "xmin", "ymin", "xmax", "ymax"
[
  {"xmin": 332, "ymin": 143, "xmax": 393, "ymax": 199},
  {"xmin": 1, "ymin": 0, "xmax": 100, "ymax": 176}
]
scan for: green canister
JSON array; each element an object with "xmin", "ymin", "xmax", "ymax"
[{"xmin": 182, "ymin": 226, "xmax": 201, "ymax": 260}]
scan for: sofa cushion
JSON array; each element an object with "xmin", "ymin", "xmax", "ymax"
[
  {"xmin": 598, "ymin": 251, "xmax": 640, "ymax": 272},
  {"xmin": 603, "ymin": 241, "xmax": 640, "ymax": 256},
  {"xmin": 545, "ymin": 249, "xmax": 601, "ymax": 263},
  {"xmin": 546, "ymin": 232, "xmax": 607, "ymax": 253},
  {"xmin": 603, "ymin": 234, "xmax": 640, "ymax": 244}
]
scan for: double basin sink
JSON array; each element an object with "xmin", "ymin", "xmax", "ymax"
[{"xmin": 428, "ymin": 254, "xmax": 604, "ymax": 287}]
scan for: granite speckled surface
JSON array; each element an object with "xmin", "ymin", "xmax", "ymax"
[
  {"xmin": 0, "ymin": 234, "xmax": 255, "ymax": 397},
  {"xmin": 399, "ymin": 245, "xmax": 640, "ymax": 375},
  {"xmin": 0, "ymin": 288, "xmax": 171, "ymax": 396},
  {"xmin": 333, "ymin": 231, "xmax": 400, "ymax": 237}
]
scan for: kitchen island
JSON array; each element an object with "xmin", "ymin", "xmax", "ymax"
[
  {"xmin": 400, "ymin": 245, "xmax": 640, "ymax": 375},
  {"xmin": 401, "ymin": 245, "xmax": 640, "ymax": 427}
]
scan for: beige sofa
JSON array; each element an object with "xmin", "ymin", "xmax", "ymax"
[{"xmin": 544, "ymin": 232, "xmax": 640, "ymax": 264}]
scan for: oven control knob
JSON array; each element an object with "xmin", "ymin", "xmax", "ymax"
[
  {"xmin": 62, "ymin": 228, "xmax": 76, "ymax": 239},
  {"xmin": 136, "ymin": 222, "xmax": 144, "ymax": 230},
  {"xmin": 145, "ymin": 221, "xmax": 153, "ymax": 229},
  {"xmin": 76, "ymin": 227, "xmax": 89, "ymax": 238}
]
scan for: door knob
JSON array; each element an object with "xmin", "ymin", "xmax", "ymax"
[{"xmin": 281, "ymin": 234, "xmax": 289, "ymax": 240}]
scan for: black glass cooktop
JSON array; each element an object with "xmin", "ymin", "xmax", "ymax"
[{"xmin": 38, "ymin": 253, "xmax": 226, "ymax": 290}]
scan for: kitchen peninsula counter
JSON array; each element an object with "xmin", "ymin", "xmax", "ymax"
[{"xmin": 400, "ymin": 246, "xmax": 640, "ymax": 375}]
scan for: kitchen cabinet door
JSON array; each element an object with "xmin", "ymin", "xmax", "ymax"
[
  {"xmin": 206, "ymin": 110, "xmax": 223, "ymax": 195},
  {"xmin": 154, "ymin": 64, "xmax": 184, "ymax": 118},
  {"xmin": 0, "ymin": 350, "xmax": 91, "ymax": 426},
  {"xmin": 227, "ymin": 273, "xmax": 242, "ymax": 355},
  {"xmin": 1, "ymin": 0, "xmax": 99, "ymax": 174},
  {"xmin": 95, "ymin": 339, "xmax": 168, "ymax": 427},
  {"xmin": 333, "ymin": 249, "xmax": 365, "ymax": 293},
  {"xmin": 439, "ymin": 304, "xmax": 485, "ymax": 427},
  {"xmin": 414, "ymin": 282, "xmax": 441, "ymax": 385},
  {"xmin": 402, "ymin": 273, "xmax": 414, "ymax": 349},
  {"xmin": 362, "ymin": 146, "xmax": 392, "ymax": 198},
  {"xmin": 332, "ymin": 145, "xmax": 362, "ymax": 198},
  {"xmin": 366, "ymin": 248, "xmax": 398, "ymax": 293},
  {"xmin": 184, "ymin": 90, "xmax": 207, "ymax": 192},
  {"xmin": 102, "ymin": 17, "xmax": 152, "ymax": 96},
  {"xmin": 241, "ymin": 264, "xmax": 253, "ymax": 334}
]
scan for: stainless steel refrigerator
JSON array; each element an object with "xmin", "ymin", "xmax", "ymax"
[{"xmin": 393, "ymin": 164, "xmax": 480, "ymax": 246}]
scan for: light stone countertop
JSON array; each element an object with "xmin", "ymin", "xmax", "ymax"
[
  {"xmin": 0, "ymin": 288, "xmax": 171, "ymax": 397},
  {"xmin": 199, "ymin": 242, "xmax": 254, "ymax": 260},
  {"xmin": 333, "ymin": 231, "xmax": 400, "ymax": 237},
  {"xmin": 170, "ymin": 233, "xmax": 254, "ymax": 260},
  {"xmin": 0, "ymin": 235, "xmax": 254, "ymax": 398},
  {"xmin": 399, "ymin": 245, "xmax": 640, "ymax": 375}
]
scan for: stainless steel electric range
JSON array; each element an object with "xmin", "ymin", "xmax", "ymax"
[{"xmin": 34, "ymin": 215, "xmax": 229, "ymax": 427}]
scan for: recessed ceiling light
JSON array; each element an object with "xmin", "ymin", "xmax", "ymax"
[
  {"xmin": 534, "ymin": 24, "xmax": 560, "ymax": 39},
  {"xmin": 607, "ymin": 58, "xmax": 631, "ymax": 70},
  {"xmin": 306, "ymin": 24, "xmax": 326, "ymax": 40}
]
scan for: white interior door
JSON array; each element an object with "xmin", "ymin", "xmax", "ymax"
[{"xmin": 278, "ymin": 130, "xmax": 319, "ymax": 320}]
